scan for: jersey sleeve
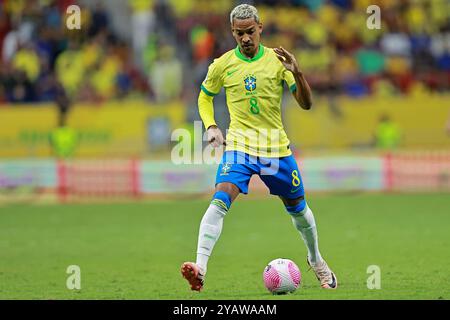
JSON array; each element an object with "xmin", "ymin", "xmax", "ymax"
[
  {"xmin": 198, "ymin": 90, "xmax": 217, "ymax": 130},
  {"xmin": 201, "ymin": 60, "xmax": 223, "ymax": 96},
  {"xmin": 282, "ymin": 68, "xmax": 297, "ymax": 93}
]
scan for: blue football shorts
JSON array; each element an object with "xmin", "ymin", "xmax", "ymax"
[{"xmin": 215, "ymin": 151, "xmax": 305, "ymax": 199}]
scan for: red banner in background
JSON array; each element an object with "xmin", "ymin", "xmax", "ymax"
[
  {"xmin": 384, "ymin": 151, "xmax": 450, "ymax": 192},
  {"xmin": 57, "ymin": 159, "xmax": 140, "ymax": 202}
]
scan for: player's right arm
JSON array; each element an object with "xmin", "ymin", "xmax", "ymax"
[
  {"xmin": 198, "ymin": 91, "xmax": 225, "ymax": 147},
  {"xmin": 198, "ymin": 61, "xmax": 225, "ymax": 148}
]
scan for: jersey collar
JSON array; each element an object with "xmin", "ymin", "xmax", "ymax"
[{"xmin": 234, "ymin": 44, "xmax": 264, "ymax": 62}]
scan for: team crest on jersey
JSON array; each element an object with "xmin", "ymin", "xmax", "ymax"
[{"xmin": 244, "ymin": 74, "xmax": 257, "ymax": 92}]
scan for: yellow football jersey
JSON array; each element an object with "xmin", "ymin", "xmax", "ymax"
[{"xmin": 201, "ymin": 44, "xmax": 297, "ymax": 158}]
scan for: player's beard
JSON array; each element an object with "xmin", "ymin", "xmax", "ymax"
[{"xmin": 242, "ymin": 44, "xmax": 256, "ymax": 58}]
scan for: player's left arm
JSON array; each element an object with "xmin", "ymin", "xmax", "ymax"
[{"xmin": 274, "ymin": 46, "xmax": 312, "ymax": 110}]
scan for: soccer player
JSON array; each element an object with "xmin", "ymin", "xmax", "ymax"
[{"xmin": 181, "ymin": 4, "xmax": 337, "ymax": 291}]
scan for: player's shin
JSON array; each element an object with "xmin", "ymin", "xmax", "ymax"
[
  {"xmin": 288, "ymin": 203, "xmax": 323, "ymax": 265},
  {"xmin": 196, "ymin": 191, "xmax": 231, "ymax": 275}
]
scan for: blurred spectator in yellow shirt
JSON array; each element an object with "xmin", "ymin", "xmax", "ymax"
[
  {"xmin": 90, "ymin": 45, "xmax": 122, "ymax": 101},
  {"xmin": 149, "ymin": 44, "xmax": 182, "ymax": 103},
  {"xmin": 55, "ymin": 41, "xmax": 85, "ymax": 97},
  {"xmin": 374, "ymin": 114, "xmax": 402, "ymax": 150},
  {"xmin": 129, "ymin": 0, "xmax": 155, "ymax": 69},
  {"xmin": 12, "ymin": 46, "xmax": 40, "ymax": 82}
]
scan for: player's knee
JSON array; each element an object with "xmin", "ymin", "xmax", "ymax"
[
  {"xmin": 211, "ymin": 190, "xmax": 232, "ymax": 213},
  {"xmin": 285, "ymin": 199, "xmax": 307, "ymax": 216}
]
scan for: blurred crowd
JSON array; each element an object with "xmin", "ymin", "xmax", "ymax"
[
  {"xmin": 0, "ymin": 0, "xmax": 148, "ymax": 104},
  {"xmin": 0, "ymin": 0, "xmax": 449, "ymax": 106}
]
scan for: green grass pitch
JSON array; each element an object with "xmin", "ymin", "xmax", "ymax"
[{"xmin": 0, "ymin": 193, "xmax": 449, "ymax": 300}]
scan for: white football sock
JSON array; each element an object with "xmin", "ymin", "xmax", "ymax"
[
  {"xmin": 291, "ymin": 205, "xmax": 323, "ymax": 265},
  {"xmin": 196, "ymin": 204, "xmax": 227, "ymax": 275}
]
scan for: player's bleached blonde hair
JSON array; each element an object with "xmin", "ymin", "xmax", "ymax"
[{"xmin": 230, "ymin": 4, "xmax": 260, "ymax": 25}]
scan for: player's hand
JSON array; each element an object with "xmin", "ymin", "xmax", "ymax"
[
  {"xmin": 207, "ymin": 125, "xmax": 226, "ymax": 148},
  {"xmin": 274, "ymin": 46, "xmax": 300, "ymax": 74}
]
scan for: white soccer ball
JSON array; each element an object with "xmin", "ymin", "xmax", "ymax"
[{"xmin": 263, "ymin": 258, "xmax": 301, "ymax": 294}]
